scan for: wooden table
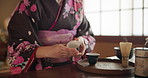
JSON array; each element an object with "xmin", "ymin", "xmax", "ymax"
[
  {"xmin": 0, "ymin": 56, "xmax": 136, "ymax": 78},
  {"xmin": 0, "ymin": 64, "xmax": 135, "ymax": 78}
]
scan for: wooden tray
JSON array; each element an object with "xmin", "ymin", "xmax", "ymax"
[{"xmin": 76, "ymin": 58, "xmax": 135, "ymax": 75}]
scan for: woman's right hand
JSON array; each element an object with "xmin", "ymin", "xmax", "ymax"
[{"xmin": 36, "ymin": 44, "xmax": 80, "ymax": 58}]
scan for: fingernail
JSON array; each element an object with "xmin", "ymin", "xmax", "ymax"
[{"xmin": 77, "ymin": 53, "xmax": 83, "ymax": 56}]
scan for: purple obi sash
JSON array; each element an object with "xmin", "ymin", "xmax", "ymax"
[
  {"xmin": 37, "ymin": 29, "xmax": 76, "ymax": 46},
  {"xmin": 37, "ymin": 29, "xmax": 77, "ymax": 63}
]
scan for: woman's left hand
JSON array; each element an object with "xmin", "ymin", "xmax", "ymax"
[
  {"xmin": 75, "ymin": 37, "xmax": 86, "ymax": 56},
  {"xmin": 77, "ymin": 41, "xmax": 86, "ymax": 56},
  {"xmin": 67, "ymin": 37, "xmax": 86, "ymax": 56}
]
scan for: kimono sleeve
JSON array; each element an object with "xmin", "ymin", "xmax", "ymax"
[
  {"xmin": 72, "ymin": 0, "xmax": 95, "ymax": 53},
  {"xmin": 76, "ymin": 16, "xmax": 96, "ymax": 53},
  {"xmin": 7, "ymin": 1, "xmax": 41, "ymax": 74},
  {"xmin": 73, "ymin": 16, "xmax": 96, "ymax": 62}
]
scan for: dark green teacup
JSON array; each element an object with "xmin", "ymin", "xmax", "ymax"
[
  {"xmin": 114, "ymin": 47, "xmax": 134, "ymax": 60},
  {"xmin": 86, "ymin": 53, "xmax": 100, "ymax": 65}
]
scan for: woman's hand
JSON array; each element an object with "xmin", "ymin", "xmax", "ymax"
[
  {"xmin": 36, "ymin": 44, "xmax": 80, "ymax": 58},
  {"xmin": 75, "ymin": 37, "xmax": 86, "ymax": 56},
  {"xmin": 77, "ymin": 40, "xmax": 86, "ymax": 56}
]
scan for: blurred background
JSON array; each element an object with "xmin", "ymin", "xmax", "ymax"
[
  {"xmin": 0, "ymin": 0, "xmax": 19, "ymax": 30},
  {"xmin": 0, "ymin": 0, "xmax": 19, "ymax": 74}
]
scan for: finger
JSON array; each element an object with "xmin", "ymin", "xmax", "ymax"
[
  {"xmin": 77, "ymin": 52, "xmax": 83, "ymax": 56},
  {"xmin": 64, "ymin": 52, "xmax": 73, "ymax": 57},
  {"xmin": 64, "ymin": 48, "xmax": 79, "ymax": 54},
  {"xmin": 69, "ymin": 51, "xmax": 79, "ymax": 56},
  {"xmin": 64, "ymin": 51, "xmax": 78, "ymax": 57},
  {"xmin": 79, "ymin": 43, "xmax": 86, "ymax": 54},
  {"xmin": 61, "ymin": 51, "xmax": 69, "ymax": 57},
  {"xmin": 63, "ymin": 44, "xmax": 67, "ymax": 46},
  {"xmin": 63, "ymin": 51, "xmax": 74, "ymax": 57},
  {"xmin": 61, "ymin": 47, "xmax": 79, "ymax": 57}
]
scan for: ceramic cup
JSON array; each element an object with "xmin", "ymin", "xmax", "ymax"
[
  {"xmin": 86, "ymin": 53, "xmax": 100, "ymax": 65},
  {"xmin": 114, "ymin": 47, "xmax": 134, "ymax": 60}
]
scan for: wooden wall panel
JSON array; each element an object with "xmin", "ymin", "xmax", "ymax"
[{"xmin": 93, "ymin": 36, "xmax": 146, "ymax": 57}]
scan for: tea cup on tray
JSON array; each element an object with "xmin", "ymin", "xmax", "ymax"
[
  {"xmin": 86, "ymin": 53, "xmax": 100, "ymax": 65},
  {"xmin": 114, "ymin": 47, "xmax": 134, "ymax": 60}
]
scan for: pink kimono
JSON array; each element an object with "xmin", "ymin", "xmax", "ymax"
[{"xmin": 7, "ymin": 0, "xmax": 95, "ymax": 74}]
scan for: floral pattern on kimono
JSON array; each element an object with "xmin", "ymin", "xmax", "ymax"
[{"xmin": 7, "ymin": 0, "xmax": 96, "ymax": 75}]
